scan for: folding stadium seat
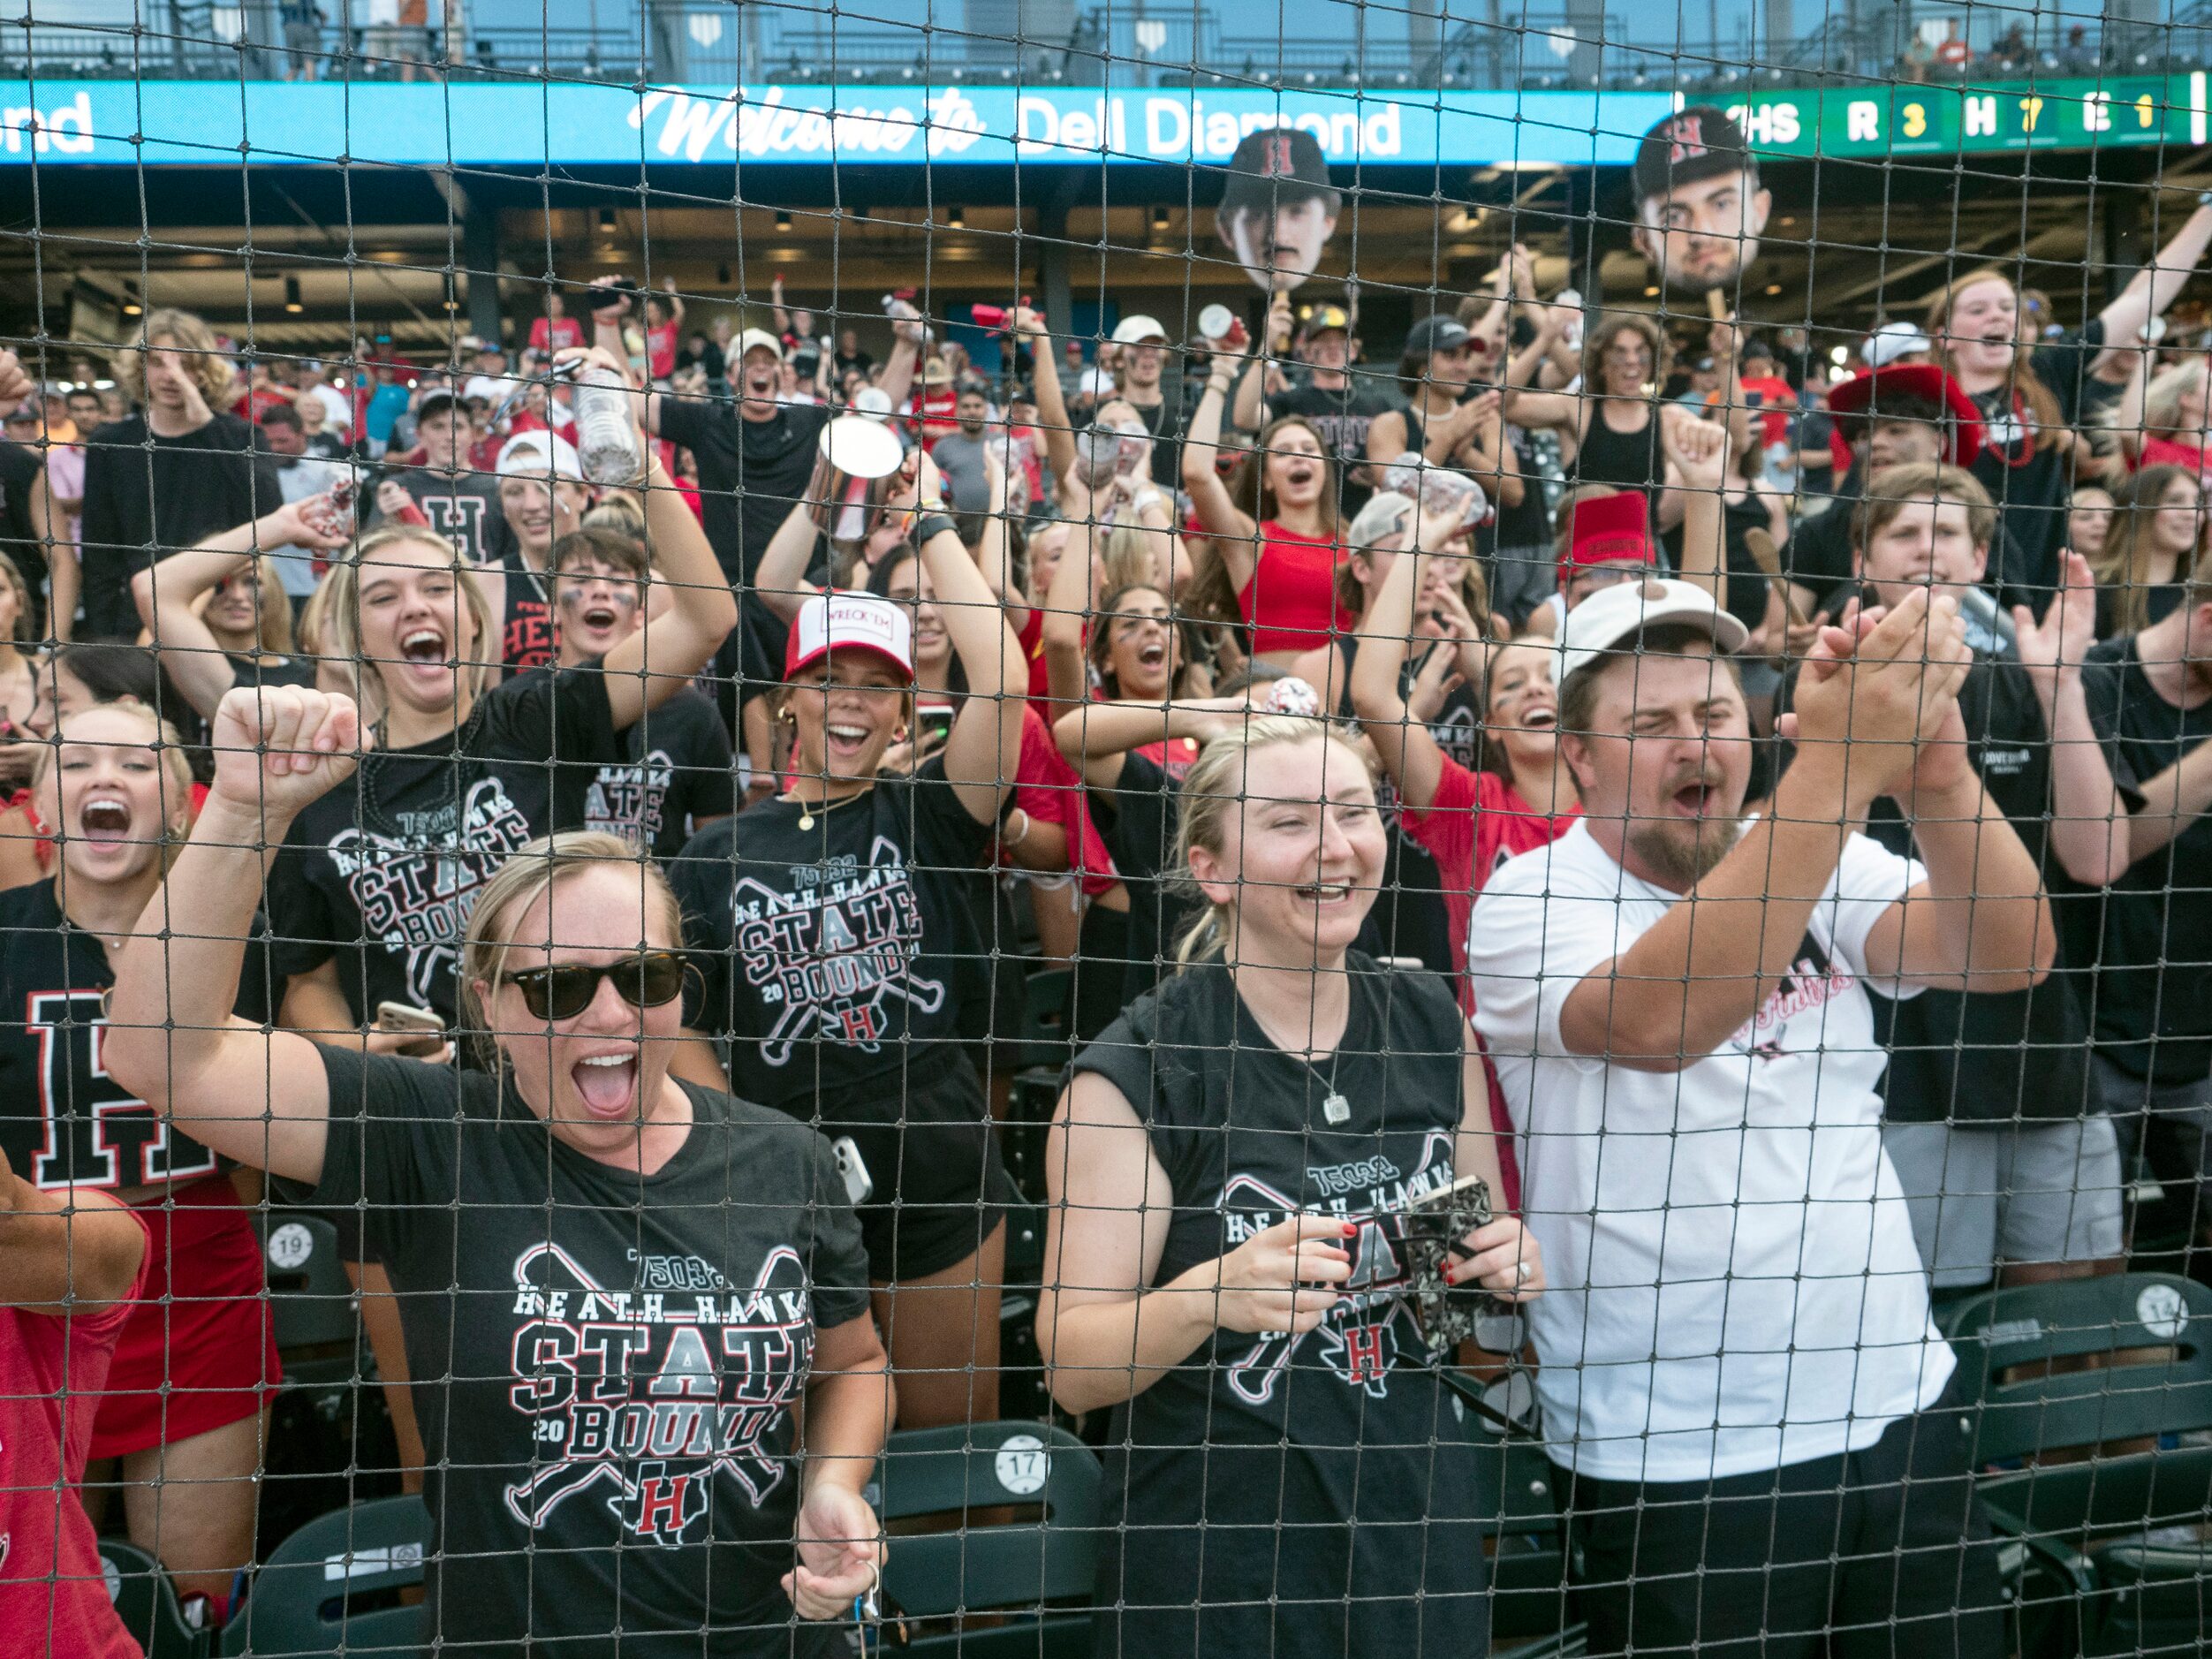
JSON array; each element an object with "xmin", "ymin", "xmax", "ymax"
[
  {"xmin": 253, "ymin": 1214, "xmax": 362, "ymax": 1391},
  {"xmin": 874, "ymin": 1420, "xmax": 1101, "ymax": 1655},
  {"xmin": 97, "ymin": 1536, "xmax": 214, "ymax": 1658},
  {"xmin": 223, "ymin": 1496, "xmax": 430, "ymax": 1657},
  {"xmin": 1944, "ymin": 1273, "xmax": 2212, "ymax": 1659}
]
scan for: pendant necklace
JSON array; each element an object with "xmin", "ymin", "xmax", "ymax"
[{"xmin": 1285, "ymin": 1047, "xmax": 1353, "ymax": 1126}]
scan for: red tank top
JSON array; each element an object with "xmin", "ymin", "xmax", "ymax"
[{"xmin": 1237, "ymin": 519, "xmax": 1350, "ymax": 655}]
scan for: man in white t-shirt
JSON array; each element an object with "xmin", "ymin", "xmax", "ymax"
[{"xmin": 1469, "ymin": 578, "xmax": 2049, "ymax": 1659}]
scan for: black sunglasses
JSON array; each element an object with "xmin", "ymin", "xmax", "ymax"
[{"xmin": 500, "ymin": 951, "xmax": 689, "ymax": 1022}]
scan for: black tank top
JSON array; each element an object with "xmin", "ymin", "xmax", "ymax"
[{"xmin": 1573, "ymin": 401, "xmax": 1665, "ymax": 494}]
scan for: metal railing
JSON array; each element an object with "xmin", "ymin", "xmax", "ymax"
[{"xmin": 4, "ymin": 1, "xmax": 2209, "ymax": 89}]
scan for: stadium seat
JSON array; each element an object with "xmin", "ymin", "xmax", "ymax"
[
  {"xmin": 995, "ymin": 1194, "xmax": 1051, "ymax": 1420},
  {"xmin": 98, "ymin": 1537, "xmax": 213, "ymax": 1658},
  {"xmin": 223, "ymin": 1496, "xmax": 429, "ymax": 1657},
  {"xmin": 1944, "ymin": 1273, "xmax": 2212, "ymax": 1659},
  {"xmin": 873, "ymin": 1420, "xmax": 1100, "ymax": 1655},
  {"xmin": 253, "ymin": 1212, "xmax": 363, "ymax": 1390}
]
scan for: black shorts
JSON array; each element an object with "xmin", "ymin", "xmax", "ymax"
[
  {"xmin": 1564, "ymin": 1385, "xmax": 2005, "ymax": 1659},
  {"xmin": 800, "ymin": 1047, "xmax": 1011, "ymax": 1283}
]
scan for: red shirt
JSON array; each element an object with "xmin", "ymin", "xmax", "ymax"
[
  {"xmin": 914, "ymin": 385, "xmax": 959, "ymax": 443},
  {"xmin": 0, "ymin": 1204, "xmax": 152, "ymax": 1659},
  {"xmin": 1402, "ymin": 760, "xmax": 1579, "ymax": 1007},
  {"xmin": 2136, "ymin": 434, "xmax": 2211, "ymax": 481},
  {"xmin": 528, "ymin": 316, "xmax": 586, "ymax": 355},
  {"xmin": 1401, "ymin": 760, "xmax": 1578, "ymax": 1208},
  {"xmin": 1738, "ymin": 375, "xmax": 1797, "ymax": 448},
  {"xmin": 1015, "ymin": 706, "xmax": 1117, "ymax": 897},
  {"xmin": 1239, "ymin": 520, "xmax": 1351, "ymax": 655},
  {"xmin": 1016, "ymin": 609, "xmax": 1054, "ymax": 706},
  {"xmin": 647, "ymin": 322, "xmax": 678, "ymax": 381}
]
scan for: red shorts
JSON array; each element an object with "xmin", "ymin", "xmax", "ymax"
[{"xmin": 89, "ymin": 1178, "xmax": 282, "ymax": 1460}]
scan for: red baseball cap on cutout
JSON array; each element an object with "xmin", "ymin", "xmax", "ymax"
[{"xmin": 1559, "ymin": 491, "xmax": 1656, "ymax": 587}]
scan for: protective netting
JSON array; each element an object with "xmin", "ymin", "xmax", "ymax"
[{"xmin": 1, "ymin": 3, "xmax": 2211, "ymax": 1656}]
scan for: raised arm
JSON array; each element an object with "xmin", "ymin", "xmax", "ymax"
[
  {"xmin": 1054, "ymin": 697, "xmax": 1241, "ymax": 788},
  {"xmin": 756, "ymin": 470, "xmax": 831, "ymax": 625},
  {"xmin": 1860, "ymin": 695, "xmax": 2056, "ymax": 995},
  {"xmin": 2095, "ymin": 200, "xmax": 2212, "ymax": 351},
  {"xmin": 1011, "ymin": 305, "xmax": 1077, "ymax": 489},
  {"xmin": 0, "ymin": 1148, "xmax": 147, "ymax": 1315},
  {"xmin": 104, "ymin": 686, "xmax": 362, "ymax": 1186},
  {"xmin": 878, "ymin": 300, "xmax": 925, "ymax": 416},
  {"xmin": 2016, "ymin": 550, "xmax": 2132, "ymax": 887},
  {"xmin": 1348, "ymin": 505, "xmax": 1473, "ymax": 813},
  {"xmin": 585, "ymin": 353, "xmax": 739, "ymax": 730},
  {"xmin": 923, "ymin": 512, "xmax": 1026, "ymax": 823},
  {"xmin": 135, "ymin": 497, "xmax": 350, "ymax": 718},
  {"xmin": 1233, "ymin": 292, "xmax": 1293, "ymax": 434},
  {"xmin": 1180, "ymin": 343, "xmax": 1259, "ymax": 584},
  {"xmin": 1662, "ymin": 408, "xmax": 1731, "ymax": 606}
]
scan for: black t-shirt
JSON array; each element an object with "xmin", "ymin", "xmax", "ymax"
[
  {"xmin": 654, "ymin": 396, "xmax": 830, "ymax": 584},
  {"xmin": 1966, "ymin": 322, "xmax": 2102, "ymax": 621},
  {"xmin": 669, "ymin": 769, "xmax": 994, "ymax": 1112},
  {"xmin": 1861, "ymin": 653, "xmax": 2091, "ymax": 1124},
  {"xmin": 265, "ymin": 666, "xmax": 620, "ymax": 1025},
  {"xmin": 2064, "ymin": 637, "xmax": 2212, "ymax": 1083},
  {"xmin": 284, "ymin": 1043, "xmax": 869, "ymax": 1656},
  {"xmin": 1071, "ymin": 958, "xmax": 1488, "ymax": 1658},
  {"xmin": 1662, "ymin": 491, "xmax": 1772, "ymax": 633},
  {"xmin": 0, "ymin": 880, "xmax": 276, "ymax": 1192},
  {"xmin": 367, "ymin": 466, "xmax": 511, "ymax": 566},
  {"xmin": 1793, "ymin": 407, "xmax": 1837, "ymax": 501},
  {"xmin": 78, "ymin": 413, "xmax": 283, "ymax": 639},
  {"xmin": 1267, "ymin": 376, "xmax": 1397, "ymax": 517},
  {"xmin": 1490, "ymin": 420, "xmax": 1552, "ymax": 550},
  {"xmin": 1792, "ymin": 464, "xmax": 2034, "ymax": 626},
  {"xmin": 1127, "ymin": 386, "xmax": 1189, "ymax": 491},
  {"xmin": 1087, "ymin": 746, "xmax": 1198, "ymax": 1013},
  {"xmin": 582, "ymin": 686, "xmax": 738, "ymax": 861}
]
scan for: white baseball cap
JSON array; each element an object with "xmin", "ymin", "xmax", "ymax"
[
  {"xmin": 1557, "ymin": 577, "xmax": 1748, "ymax": 689},
  {"xmin": 1111, "ymin": 314, "xmax": 1169, "ymax": 346},
  {"xmin": 460, "ymin": 375, "xmax": 505, "ymax": 405},
  {"xmin": 1863, "ymin": 322, "xmax": 1933, "ymax": 369},
  {"xmin": 736, "ymin": 328, "xmax": 785, "ymax": 363},
  {"xmin": 784, "ymin": 591, "xmax": 914, "ymax": 681},
  {"xmin": 496, "ymin": 430, "xmax": 584, "ymax": 481},
  {"xmin": 1076, "ymin": 366, "xmax": 1116, "ymax": 399}
]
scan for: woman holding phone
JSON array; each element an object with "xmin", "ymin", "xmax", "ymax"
[
  {"xmin": 1037, "ymin": 715, "xmax": 1542, "ymax": 1659},
  {"xmin": 673, "ymin": 501, "xmax": 1027, "ymax": 1431},
  {"xmin": 106, "ymin": 686, "xmax": 891, "ymax": 1655}
]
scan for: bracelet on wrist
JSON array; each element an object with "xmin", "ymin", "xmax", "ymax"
[{"xmin": 914, "ymin": 512, "xmax": 959, "ymax": 546}]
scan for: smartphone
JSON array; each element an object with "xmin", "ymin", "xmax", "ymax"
[
  {"xmin": 374, "ymin": 1002, "xmax": 448, "ymax": 1058},
  {"xmin": 831, "ymin": 1135, "xmax": 875, "ymax": 1207},
  {"xmin": 916, "ymin": 703, "xmax": 956, "ymax": 753}
]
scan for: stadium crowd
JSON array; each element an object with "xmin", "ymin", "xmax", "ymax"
[{"xmin": 2, "ymin": 104, "xmax": 2211, "ymax": 1659}]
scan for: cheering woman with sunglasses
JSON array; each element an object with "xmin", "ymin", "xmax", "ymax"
[{"xmin": 107, "ymin": 685, "xmax": 893, "ymax": 1657}]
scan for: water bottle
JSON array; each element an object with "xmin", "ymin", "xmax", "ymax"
[{"xmin": 572, "ymin": 367, "xmax": 643, "ymax": 486}]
